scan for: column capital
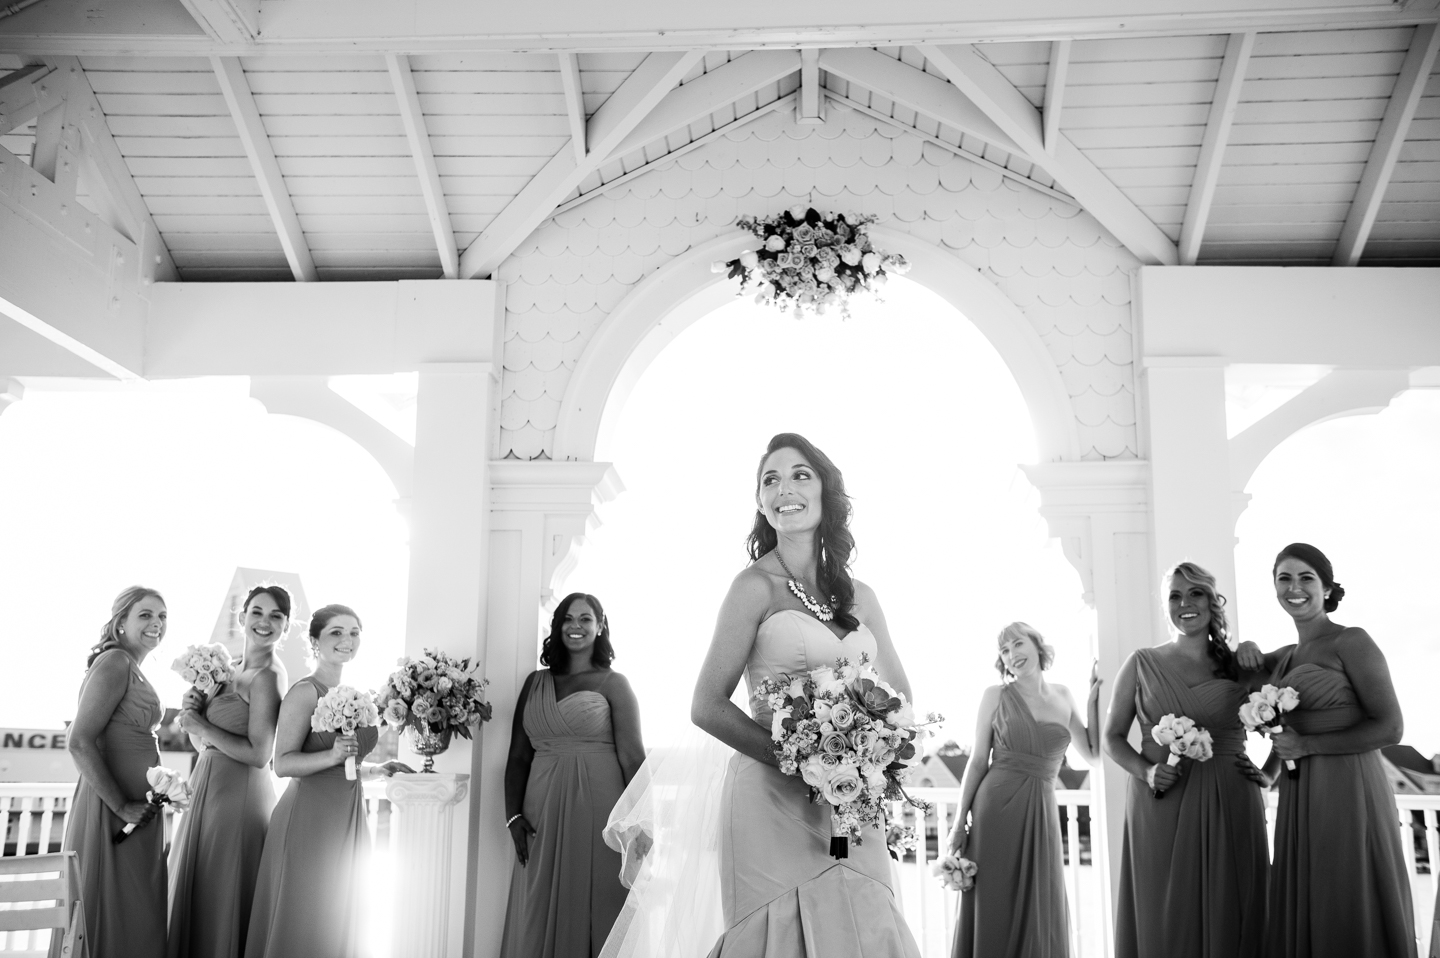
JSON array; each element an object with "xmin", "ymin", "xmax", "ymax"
[
  {"xmin": 386, "ymin": 771, "xmax": 470, "ymax": 807},
  {"xmin": 0, "ymin": 378, "xmax": 24, "ymax": 416},
  {"xmin": 1020, "ymin": 460, "xmax": 1149, "ymax": 607}
]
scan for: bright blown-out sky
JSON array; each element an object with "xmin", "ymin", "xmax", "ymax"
[{"xmin": 0, "ymin": 277, "xmax": 1436, "ymax": 765}]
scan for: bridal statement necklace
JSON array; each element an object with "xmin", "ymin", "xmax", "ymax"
[{"xmin": 772, "ymin": 548, "xmax": 835, "ymax": 622}]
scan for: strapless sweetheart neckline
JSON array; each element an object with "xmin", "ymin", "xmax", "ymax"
[{"xmin": 764, "ymin": 606, "xmax": 868, "ymax": 641}]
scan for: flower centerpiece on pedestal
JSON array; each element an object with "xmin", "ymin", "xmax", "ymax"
[
  {"xmin": 715, "ymin": 205, "xmax": 909, "ymax": 318},
  {"xmin": 377, "ymin": 649, "xmax": 493, "ymax": 773}
]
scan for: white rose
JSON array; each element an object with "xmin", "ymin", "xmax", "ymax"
[
  {"xmin": 829, "ymin": 702, "xmax": 857, "ymax": 732},
  {"xmin": 841, "ymin": 246, "xmax": 862, "ymax": 266},
  {"xmin": 180, "ymin": 667, "xmax": 199, "ymax": 685},
  {"xmin": 863, "ymin": 765, "xmax": 887, "ymax": 790},
  {"xmin": 739, "ymin": 249, "xmax": 759, "ymax": 269},
  {"xmin": 1238, "ymin": 701, "xmax": 1260, "ymax": 729},
  {"xmin": 888, "ymin": 703, "xmax": 915, "ymax": 728},
  {"xmin": 800, "ymin": 755, "xmax": 829, "ymax": 788},
  {"xmin": 1256, "ymin": 702, "xmax": 1276, "ymax": 724},
  {"xmin": 821, "ymin": 767, "xmax": 863, "ymax": 806},
  {"xmin": 765, "ymin": 235, "xmax": 786, "ymax": 251},
  {"xmin": 194, "ymin": 672, "xmax": 215, "ymax": 692},
  {"xmin": 786, "ymin": 678, "xmax": 805, "ymax": 699},
  {"xmin": 789, "ymin": 204, "xmax": 809, "ymax": 221},
  {"xmin": 1276, "ymin": 687, "xmax": 1299, "ymax": 711},
  {"xmin": 812, "ymin": 701, "xmax": 832, "ymax": 724},
  {"xmin": 810, "ymin": 666, "xmax": 836, "ymax": 687},
  {"xmin": 861, "ymin": 251, "xmax": 881, "ymax": 274}
]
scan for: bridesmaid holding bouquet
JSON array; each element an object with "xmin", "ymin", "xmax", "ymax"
[
  {"xmin": 946, "ymin": 622, "xmax": 1102, "ymax": 958},
  {"xmin": 1239, "ymin": 543, "xmax": 1415, "ymax": 958},
  {"xmin": 244, "ymin": 604, "xmax": 410, "ymax": 958},
  {"xmin": 53, "ymin": 587, "xmax": 168, "ymax": 958},
  {"xmin": 167, "ymin": 584, "xmax": 291, "ymax": 958},
  {"xmin": 1105, "ymin": 562, "xmax": 1269, "ymax": 958}
]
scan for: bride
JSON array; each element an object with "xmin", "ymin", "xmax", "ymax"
[{"xmin": 603, "ymin": 432, "xmax": 921, "ymax": 957}]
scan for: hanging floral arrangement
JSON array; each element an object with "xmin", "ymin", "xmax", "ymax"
[{"xmin": 714, "ymin": 205, "xmax": 909, "ymax": 318}]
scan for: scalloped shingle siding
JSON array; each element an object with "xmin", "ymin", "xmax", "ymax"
[{"xmin": 498, "ymin": 101, "xmax": 1139, "ymax": 462}]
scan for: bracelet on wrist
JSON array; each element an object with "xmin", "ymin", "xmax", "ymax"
[{"xmin": 506, "ymin": 813, "xmax": 524, "ymax": 828}]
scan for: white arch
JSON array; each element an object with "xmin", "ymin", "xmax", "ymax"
[{"xmin": 553, "ymin": 228, "xmax": 1080, "ymax": 463}]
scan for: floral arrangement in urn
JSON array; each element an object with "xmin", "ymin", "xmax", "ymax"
[
  {"xmin": 715, "ymin": 205, "xmax": 909, "ymax": 317},
  {"xmin": 377, "ymin": 649, "xmax": 493, "ymax": 772}
]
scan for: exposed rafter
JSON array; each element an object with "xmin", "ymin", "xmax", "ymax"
[
  {"xmin": 387, "ymin": 53, "xmax": 459, "ymax": 279},
  {"xmin": 0, "ymin": 64, "xmax": 53, "ymax": 136},
  {"xmin": 177, "ymin": 0, "xmax": 258, "ymax": 44},
  {"xmin": 48, "ymin": 57, "xmax": 177, "ymax": 282},
  {"xmin": 557, "ymin": 53, "xmax": 586, "ymax": 163},
  {"xmin": 1332, "ymin": 22, "xmax": 1439, "ymax": 267},
  {"xmin": 1042, "ymin": 39, "xmax": 1070, "ymax": 154},
  {"xmin": 818, "ymin": 47, "xmax": 1021, "ymax": 155},
  {"xmin": 611, "ymin": 50, "xmax": 799, "ymax": 159},
  {"xmin": 211, "ymin": 55, "xmax": 317, "ymax": 282},
  {"xmin": 459, "ymin": 49, "xmax": 704, "ymax": 279},
  {"xmin": 1179, "ymin": 32, "xmax": 1254, "ymax": 266},
  {"xmin": 798, "ymin": 48, "xmax": 823, "ymax": 125},
  {"xmin": 921, "ymin": 43, "xmax": 1179, "ymax": 266}
]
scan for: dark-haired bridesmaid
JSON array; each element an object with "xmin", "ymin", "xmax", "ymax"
[
  {"xmin": 1105, "ymin": 562, "xmax": 1269, "ymax": 958},
  {"xmin": 1237, "ymin": 543, "xmax": 1415, "ymax": 958},
  {"xmin": 53, "ymin": 587, "xmax": 168, "ymax": 958},
  {"xmin": 500, "ymin": 592, "xmax": 646, "ymax": 958},
  {"xmin": 946, "ymin": 622, "xmax": 1101, "ymax": 958},
  {"xmin": 167, "ymin": 585, "xmax": 290, "ymax": 958},
  {"xmin": 244, "ymin": 604, "xmax": 410, "ymax": 958}
]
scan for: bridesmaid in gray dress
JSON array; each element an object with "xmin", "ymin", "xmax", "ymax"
[
  {"xmin": 947, "ymin": 623, "xmax": 1101, "ymax": 958},
  {"xmin": 244, "ymin": 604, "xmax": 410, "ymax": 958},
  {"xmin": 1240, "ymin": 544, "xmax": 1415, "ymax": 958},
  {"xmin": 53, "ymin": 587, "xmax": 168, "ymax": 958},
  {"xmin": 167, "ymin": 584, "xmax": 290, "ymax": 958},
  {"xmin": 501, "ymin": 592, "xmax": 647, "ymax": 958}
]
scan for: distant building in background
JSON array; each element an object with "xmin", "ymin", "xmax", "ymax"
[{"xmin": 212, "ymin": 567, "xmax": 312, "ymax": 687}]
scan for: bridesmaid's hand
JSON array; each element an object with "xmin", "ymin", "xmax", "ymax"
[
  {"xmin": 947, "ymin": 821, "xmax": 968, "ymax": 855},
  {"xmin": 330, "ymin": 733, "xmax": 359, "ymax": 767},
  {"xmin": 1234, "ymin": 755, "xmax": 1272, "ymax": 788},
  {"xmin": 116, "ymin": 800, "xmax": 156, "ymax": 827},
  {"xmin": 177, "ymin": 708, "xmax": 206, "ymax": 737},
  {"xmin": 365, "ymin": 761, "xmax": 414, "ymax": 779},
  {"xmin": 1088, "ymin": 661, "xmax": 1102, "ymax": 700},
  {"xmin": 180, "ymin": 688, "xmax": 206, "ymax": 712},
  {"xmin": 509, "ymin": 817, "xmax": 535, "ymax": 866},
  {"xmin": 1235, "ymin": 641, "xmax": 1264, "ymax": 672},
  {"xmin": 1270, "ymin": 728, "xmax": 1309, "ymax": 762},
  {"xmin": 1145, "ymin": 762, "xmax": 1181, "ymax": 792}
]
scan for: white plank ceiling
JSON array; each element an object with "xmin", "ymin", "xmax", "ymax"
[{"xmin": 2, "ymin": 23, "xmax": 1437, "ymax": 280}]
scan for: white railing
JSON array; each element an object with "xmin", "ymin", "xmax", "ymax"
[
  {"xmin": 4, "ymin": 782, "xmax": 1436, "ymax": 957},
  {"xmin": 0, "ymin": 781, "xmax": 397, "ymax": 956}
]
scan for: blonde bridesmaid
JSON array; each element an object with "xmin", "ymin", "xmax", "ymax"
[
  {"xmin": 167, "ymin": 584, "xmax": 290, "ymax": 958},
  {"xmin": 54, "ymin": 587, "xmax": 168, "ymax": 958},
  {"xmin": 244, "ymin": 604, "xmax": 410, "ymax": 958},
  {"xmin": 947, "ymin": 622, "xmax": 1101, "ymax": 958}
]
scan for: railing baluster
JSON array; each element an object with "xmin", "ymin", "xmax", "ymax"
[
  {"xmin": 13, "ymin": 798, "xmax": 33, "ymax": 859},
  {"xmin": 36, "ymin": 797, "xmax": 55, "ymax": 857}
]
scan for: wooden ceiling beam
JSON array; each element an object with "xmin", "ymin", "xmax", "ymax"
[
  {"xmin": 386, "ymin": 52, "xmax": 458, "ymax": 279},
  {"xmin": 177, "ymin": 0, "xmax": 259, "ymax": 44},
  {"xmin": 558, "ymin": 53, "xmax": 586, "ymax": 163},
  {"xmin": 1332, "ymin": 22, "xmax": 1439, "ymax": 267},
  {"xmin": 459, "ymin": 49, "xmax": 704, "ymax": 279},
  {"xmin": 1178, "ymin": 31, "xmax": 1254, "ymax": 266},
  {"xmin": 1042, "ymin": 39, "xmax": 1070, "ymax": 154},
  {"xmin": 0, "ymin": 64, "xmax": 53, "ymax": 137},
  {"xmin": 211, "ymin": 55, "xmax": 317, "ymax": 282},
  {"xmin": 921, "ymin": 42, "xmax": 1179, "ymax": 266}
]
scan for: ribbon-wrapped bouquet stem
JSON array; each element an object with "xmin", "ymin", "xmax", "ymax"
[
  {"xmin": 1239, "ymin": 684, "xmax": 1301, "ymax": 777},
  {"xmin": 113, "ymin": 766, "xmax": 191, "ymax": 844},
  {"xmin": 754, "ymin": 652, "xmax": 940, "ymax": 859}
]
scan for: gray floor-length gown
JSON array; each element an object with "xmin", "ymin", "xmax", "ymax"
[
  {"xmin": 500, "ymin": 669, "xmax": 628, "ymax": 958},
  {"xmin": 1113, "ymin": 647, "xmax": 1268, "ymax": 958},
  {"xmin": 167, "ymin": 685, "xmax": 277, "ymax": 958},
  {"xmin": 1266, "ymin": 649, "xmax": 1417, "ymax": 958},
  {"xmin": 951, "ymin": 682, "xmax": 1071, "ymax": 958},
  {"xmin": 705, "ymin": 609, "xmax": 920, "ymax": 957},
  {"xmin": 51, "ymin": 649, "xmax": 166, "ymax": 958},
  {"xmin": 243, "ymin": 677, "xmax": 378, "ymax": 958}
]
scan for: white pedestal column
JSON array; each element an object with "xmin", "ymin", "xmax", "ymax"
[{"xmin": 387, "ymin": 773, "xmax": 471, "ymax": 958}]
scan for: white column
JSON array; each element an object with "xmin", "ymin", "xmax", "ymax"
[
  {"xmin": 469, "ymin": 461, "xmax": 622, "ymax": 958},
  {"xmin": 1022, "ymin": 460, "xmax": 1152, "ymax": 954},
  {"xmin": 387, "ymin": 772, "xmax": 471, "ymax": 958},
  {"xmin": 402, "ymin": 361, "xmax": 496, "ymax": 958},
  {"xmin": 0, "ymin": 377, "xmax": 23, "ymax": 416}
]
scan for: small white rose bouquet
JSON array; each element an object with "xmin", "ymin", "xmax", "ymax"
[
  {"xmin": 113, "ymin": 765, "xmax": 191, "ymax": 844},
  {"xmin": 376, "ymin": 649, "xmax": 492, "ymax": 772},
  {"xmin": 1150, "ymin": 713, "xmax": 1214, "ymax": 799},
  {"xmin": 311, "ymin": 685, "xmax": 379, "ymax": 780},
  {"xmin": 1239, "ymin": 684, "xmax": 1301, "ymax": 777},
  {"xmin": 170, "ymin": 643, "xmax": 235, "ymax": 700},
  {"xmin": 932, "ymin": 853, "xmax": 978, "ymax": 892},
  {"xmin": 753, "ymin": 652, "xmax": 941, "ymax": 858}
]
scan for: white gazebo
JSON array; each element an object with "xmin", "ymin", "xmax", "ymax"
[{"xmin": 2, "ymin": 2, "xmax": 1437, "ymax": 955}]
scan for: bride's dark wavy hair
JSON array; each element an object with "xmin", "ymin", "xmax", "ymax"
[{"xmin": 746, "ymin": 433, "xmax": 859, "ymax": 634}]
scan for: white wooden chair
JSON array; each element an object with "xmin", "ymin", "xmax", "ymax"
[{"xmin": 0, "ymin": 851, "xmax": 86, "ymax": 957}]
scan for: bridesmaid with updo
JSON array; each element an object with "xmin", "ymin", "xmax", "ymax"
[
  {"xmin": 53, "ymin": 587, "xmax": 168, "ymax": 958},
  {"xmin": 1237, "ymin": 543, "xmax": 1415, "ymax": 958},
  {"xmin": 168, "ymin": 584, "xmax": 291, "ymax": 958},
  {"xmin": 244, "ymin": 604, "xmax": 410, "ymax": 958}
]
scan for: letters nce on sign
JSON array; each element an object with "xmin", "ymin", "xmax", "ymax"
[{"xmin": 0, "ymin": 728, "xmax": 77, "ymax": 783}]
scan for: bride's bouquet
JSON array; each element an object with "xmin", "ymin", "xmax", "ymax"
[
  {"xmin": 171, "ymin": 643, "xmax": 235, "ymax": 699},
  {"xmin": 1150, "ymin": 713, "xmax": 1214, "ymax": 799},
  {"xmin": 754, "ymin": 652, "xmax": 940, "ymax": 858},
  {"xmin": 932, "ymin": 853, "xmax": 978, "ymax": 892},
  {"xmin": 311, "ymin": 685, "xmax": 379, "ymax": 780},
  {"xmin": 1239, "ymin": 684, "xmax": 1300, "ymax": 777},
  {"xmin": 113, "ymin": 766, "xmax": 191, "ymax": 844}
]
